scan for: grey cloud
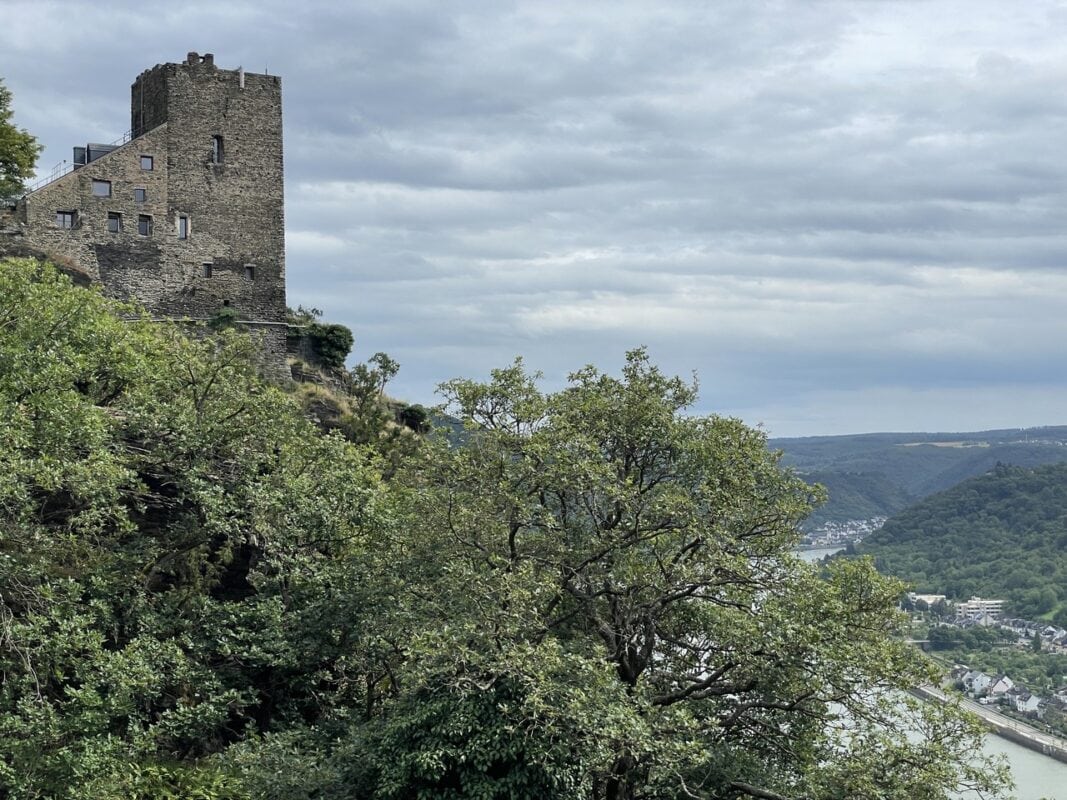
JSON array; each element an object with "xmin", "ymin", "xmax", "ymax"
[{"xmin": 5, "ymin": 0, "xmax": 1067, "ymax": 435}]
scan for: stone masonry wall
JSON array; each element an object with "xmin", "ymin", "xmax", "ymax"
[
  {"xmin": 161, "ymin": 59, "xmax": 285, "ymax": 324},
  {"xmin": 131, "ymin": 64, "xmax": 169, "ymax": 137},
  {"xmin": 9, "ymin": 54, "xmax": 288, "ymax": 378},
  {"xmin": 17, "ymin": 126, "xmax": 170, "ymax": 303}
]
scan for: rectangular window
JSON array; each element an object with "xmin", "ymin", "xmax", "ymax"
[
  {"xmin": 91, "ymin": 179, "xmax": 111, "ymax": 198},
  {"xmin": 244, "ymin": 265, "xmax": 255, "ymax": 281},
  {"xmin": 202, "ymin": 263, "xmax": 213, "ymax": 278},
  {"xmin": 107, "ymin": 212, "xmax": 122, "ymax": 233},
  {"xmin": 56, "ymin": 210, "xmax": 77, "ymax": 228},
  {"xmin": 211, "ymin": 135, "xmax": 224, "ymax": 164},
  {"xmin": 138, "ymin": 215, "xmax": 152, "ymax": 236},
  {"xmin": 140, "ymin": 155, "xmax": 154, "ymax": 171},
  {"xmin": 133, "ymin": 188, "xmax": 147, "ymax": 203},
  {"xmin": 178, "ymin": 215, "xmax": 189, "ymax": 239}
]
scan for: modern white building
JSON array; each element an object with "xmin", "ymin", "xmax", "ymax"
[{"xmin": 957, "ymin": 597, "xmax": 1004, "ymax": 618}]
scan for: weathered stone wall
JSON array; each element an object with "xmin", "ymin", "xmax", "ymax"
[
  {"xmin": 161, "ymin": 58, "xmax": 285, "ymax": 323},
  {"xmin": 286, "ymin": 326, "xmax": 320, "ymax": 365},
  {"xmin": 10, "ymin": 53, "xmax": 288, "ymax": 374},
  {"xmin": 254, "ymin": 323, "xmax": 291, "ymax": 382},
  {"xmin": 131, "ymin": 64, "xmax": 169, "ymax": 136},
  {"xmin": 16, "ymin": 126, "xmax": 170, "ymax": 299}
]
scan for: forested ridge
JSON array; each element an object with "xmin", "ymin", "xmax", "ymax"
[
  {"xmin": 772, "ymin": 431, "xmax": 1067, "ymax": 527},
  {"xmin": 0, "ymin": 257, "xmax": 1008, "ymax": 799},
  {"xmin": 855, "ymin": 462, "xmax": 1067, "ymax": 622}
]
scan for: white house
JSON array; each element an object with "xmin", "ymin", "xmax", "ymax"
[
  {"xmin": 1011, "ymin": 691, "xmax": 1042, "ymax": 715},
  {"xmin": 963, "ymin": 670, "xmax": 993, "ymax": 695},
  {"xmin": 989, "ymin": 675, "xmax": 1015, "ymax": 697}
]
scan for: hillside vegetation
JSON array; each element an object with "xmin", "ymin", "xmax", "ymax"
[
  {"xmin": 854, "ymin": 462, "xmax": 1067, "ymax": 622},
  {"xmin": 0, "ymin": 256, "xmax": 1007, "ymax": 799},
  {"xmin": 773, "ymin": 430, "xmax": 1067, "ymax": 526}
]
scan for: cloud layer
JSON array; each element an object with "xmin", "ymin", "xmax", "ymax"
[{"xmin": 5, "ymin": 0, "xmax": 1067, "ymax": 435}]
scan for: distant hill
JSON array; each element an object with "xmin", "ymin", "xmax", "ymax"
[
  {"xmin": 851, "ymin": 462, "xmax": 1067, "ymax": 622},
  {"xmin": 770, "ymin": 427, "xmax": 1067, "ymax": 527}
]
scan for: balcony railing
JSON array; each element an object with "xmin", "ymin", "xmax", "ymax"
[{"xmin": 25, "ymin": 120, "xmax": 163, "ymax": 195}]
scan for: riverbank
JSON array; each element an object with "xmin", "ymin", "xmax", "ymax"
[{"xmin": 913, "ymin": 685, "xmax": 1067, "ymax": 764}]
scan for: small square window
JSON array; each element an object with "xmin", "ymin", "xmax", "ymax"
[
  {"xmin": 140, "ymin": 155, "xmax": 154, "ymax": 171},
  {"xmin": 107, "ymin": 212, "xmax": 122, "ymax": 233},
  {"xmin": 138, "ymin": 215, "xmax": 152, "ymax": 236},
  {"xmin": 178, "ymin": 215, "xmax": 189, "ymax": 240},
  {"xmin": 202, "ymin": 263, "xmax": 213, "ymax": 278},
  {"xmin": 56, "ymin": 210, "xmax": 77, "ymax": 228},
  {"xmin": 134, "ymin": 188, "xmax": 147, "ymax": 203},
  {"xmin": 91, "ymin": 179, "xmax": 111, "ymax": 198},
  {"xmin": 244, "ymin": 265, "xmax": 255, "ymax": 281}
]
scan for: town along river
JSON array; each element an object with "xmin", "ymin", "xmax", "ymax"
[{"xmin": 795, "ymin": 546, "xmax": 1067, "ymax": 798}]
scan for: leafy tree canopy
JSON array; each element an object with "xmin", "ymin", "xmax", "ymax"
[
  {"xmin": 0, "ymin": 259, "xmax": 1010, "ymax": 799},
  {"xmin": 0, "ymin": 257, "xmax": 396, "ymax": 797},
  {"xmin": 0, "ymin": 79, "xmax": 40, "ymax": 201},
  {"xmin": 372, "ymin": 352, "xmax": 1009, "ymax": 800}
]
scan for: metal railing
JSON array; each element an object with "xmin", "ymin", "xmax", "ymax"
[{"xmin": 25, "ymin": 119, "xmax": 163, "ymax": 195}]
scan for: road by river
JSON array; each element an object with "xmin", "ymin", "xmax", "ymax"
[{"xmin": 918, "ymin": 686, "xmax": 1067, "ymax": 798}]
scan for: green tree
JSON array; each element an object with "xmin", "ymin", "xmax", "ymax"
[
  {"xmin": 307, "ymin": 321, "xmax": 354, "ymax": 370},
  {"xmin": 369, "ymin": 351, "xmax": 1009, "ymax": 800},
  {"xmin": 0, "ymin": 78, "xmax": 40, "ymax": 200},
  {"xmin": 0, "ymin": 257, "xmax": 396, "ymax": 797},
  {"xmin": 0, "ymin": 265, "xmax": 1012, "ymax": 799}
]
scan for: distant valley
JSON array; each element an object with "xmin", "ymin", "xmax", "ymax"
[
  {"xmin": 771, "ymin": 426, "xmax": 1067, "ymax": 529},
  {"xmin": 854, "ymin": 461, "xmax": 1067, "ymax": 623}
]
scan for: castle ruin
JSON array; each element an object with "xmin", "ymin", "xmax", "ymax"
[{"xmin": 1, "ymin": 53, "xmax": 288, "ymax": 374}]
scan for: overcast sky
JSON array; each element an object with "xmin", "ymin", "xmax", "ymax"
[{"xmin": 4, "ymin": 0, "xmax": 1067, "ymax": 437}]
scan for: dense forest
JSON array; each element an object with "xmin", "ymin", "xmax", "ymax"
[
  {"xmin": 0, "ymin": 257, "xmax": 1008, "ymax": 799},
  {"xmin": 772, "ymin": 430, "xmax": 1067, "ymax": 527},
  {"xmin": 855, "ymin": 462, "xmax": 1067, "ymax": 622}
]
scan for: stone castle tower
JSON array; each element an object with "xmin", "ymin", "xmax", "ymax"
[{"xmin": 4, "ymin": 53, "xmax": 287, "ymax": 371}]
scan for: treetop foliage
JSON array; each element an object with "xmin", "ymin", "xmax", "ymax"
[
  {"xmin": 0, "ymin": 257, "xmax": 1010, "ymax": 799},
  {"xmin": 0, "ymin": 257, "xmax": 392, "ymax": 797},
  {"xmin": 0, "ymin": 79, "xmax": 40, "ymax": 201},
  {"xmin": 385, "ymin": 350, "xmax": 1008, "ymax": 799}
]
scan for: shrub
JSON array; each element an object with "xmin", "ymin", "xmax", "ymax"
[{"xmin": 306, "ymin": 322, "xmax": 353, "ymax": 370}]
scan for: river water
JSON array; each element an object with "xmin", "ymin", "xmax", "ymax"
[
  {"xmin": 795, "ymin": 545, "xmax": 1067, "ymax": 798},
  {"xmin": 970, "ymin": 734, "xmax": 1067, "ymax": 799},
  {"xmin": 796, "ymin": 545, "xmax": 847, "ymax": 563}
]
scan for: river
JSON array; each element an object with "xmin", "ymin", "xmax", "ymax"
[
  {"xmin": 796, "ymin": 545, "xmax": 846, "ymax": 562},
  {"xmin": 795, "ymin": 545, "xmax": 1067, "ymax": 797},
  {"xmin": 968, "ymin": 734, "xmax": 1067, "ymax": 799}
]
